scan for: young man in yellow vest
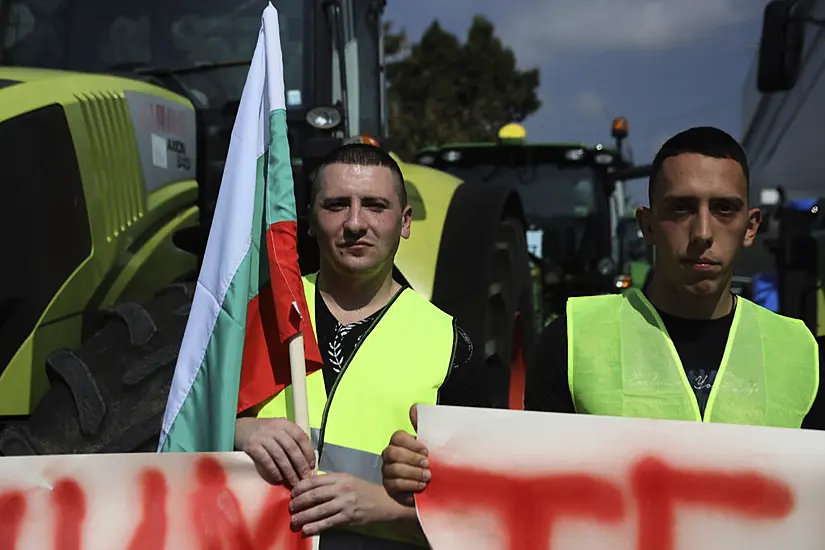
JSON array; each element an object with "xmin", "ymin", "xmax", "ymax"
[
  {"xmin": 233, "ymin": 143, "xmax": 483, "ymax": 547},
  {"xmin": 379, "ymin": 125, "xmax": 824, "ymax": 508}
]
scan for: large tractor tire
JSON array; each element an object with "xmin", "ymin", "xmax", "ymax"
[
  {"xmin": 431, "ymin": 182, "xmax": 535, "ymax": 410},
  {"xmin": 0, "ymin": 284, "xmax": 193, "ymax": 456}
]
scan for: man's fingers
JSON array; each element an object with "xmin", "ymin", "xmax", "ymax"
[
  {"xmin": 383, "ymin": 442, "xmax": 429, "ymax": 467},
  {"xmin": 292, "ymin": 472, "xmax": 339, "ymax": 497},
  {"xmin": 289, "ymin": 484, "xmax": 339, "ymax": 514},
  {"xmin": 246, "ymin": 446, "xmax": 284, "ymax": 485},
  {"xmin": 382, "ymin": 462, "xmax": 430, "ymax": 496},
  {"xmin": 409, "ymin": 404, "xmax": 418, "ymax": 431},
  {"xmin": 273, "ymin": 431, "xmax": 313, "ymax": 479},
  {"xmin": 282, "ymin": 423, "xmax": 318, "ymax": 469},
  {"xmin": 263, "ymin": 437, "xmax": 302, "ymax": 488},
  {"xmin": 385, "ymin": 478, "xmax": 429, "ymax": 495},
  {"xmin": 383, "ymin": 462, "xmax": 430, "ymax": 483},
  {"xmin": 294, "ymin": 505, "xmax": 347, "ymax": 537},
  {"xmin": 388, "ymin": 430, "xmax": 428, "ymax": 455}
]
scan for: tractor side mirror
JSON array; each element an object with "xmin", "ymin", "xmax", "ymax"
[{"xmin": 757, "ymin": 0, "xmax": 808, "ymax": 93}]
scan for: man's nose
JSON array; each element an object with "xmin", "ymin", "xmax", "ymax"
[
  {"xmin": 344, "ymin": 203, "xmax": 367, "ymax": 232},
  {"xmin": 691, "ymin": 206, "xmax": 713, "ymax": 245}
]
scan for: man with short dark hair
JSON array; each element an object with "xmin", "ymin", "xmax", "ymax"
[
  {"xmin": 233, "ymin": 142, "xmax": 482, "ymax": 548},
  {"xmin": 380, "ymin": 126, "xmax": 825, "ymax": 508},
  {"xmin": 519, "ymin": 125, "xmax": 825, "ymax": 425}
]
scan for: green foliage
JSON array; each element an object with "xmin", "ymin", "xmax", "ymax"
[{"xmin": 384, "ymin": 16, "xmax": 541, "ymax": 160}]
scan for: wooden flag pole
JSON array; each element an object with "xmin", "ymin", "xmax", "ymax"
[
  {"xmin": 287, "ymin": 332, "xmax": 311, "ymax": 435},
  {"xmin": 287, "ymin": 331, "xmax": 320, "ymax": 550}
]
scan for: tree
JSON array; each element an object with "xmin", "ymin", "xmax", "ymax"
[{"xmin": 384, "ymin": 16, "xmax": 541, "ymax": 160}]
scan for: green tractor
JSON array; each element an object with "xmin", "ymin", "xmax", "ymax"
[
  {"xmin": 0, "ymin": 0, "xmax": 535, "ymax": 455},
  {"xmin": 616, "ymin": 210, "xmax": 654, "ymax": 291},
  {"xmin": 414, "ymin": 117, "xmax": 650, "ymax": 325}
]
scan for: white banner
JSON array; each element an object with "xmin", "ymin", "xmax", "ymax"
[
  {"xmin": 414, "ymin": 405, "xmax": 825, "ymax": 550},
  {"xmin": 0, "ymin": 451, "xmax": 309, "ymax": 550}
]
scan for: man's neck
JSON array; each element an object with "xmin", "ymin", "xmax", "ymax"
[
  {"xmin": 317, "ymin": 262, "xmax": 400, "ymax": 324},
  {"xmin": 645, "ymin": 277, "xmax": 734, "ymax": 320}
]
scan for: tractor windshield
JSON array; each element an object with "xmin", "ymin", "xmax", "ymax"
[
  {"xmin": 443, "ymin": 162, "xmax": 601, "ymax": 220},
  {"xmin": 0, "ymin": 0, "xmax": 305, "ymax": 110},
  {"xmin": 419, "ymin": 145, "xmax": 614, "ymax": 274},
  {"xmin": 422, "ymin": 146, "xmax": 609, "ymax": 221}
]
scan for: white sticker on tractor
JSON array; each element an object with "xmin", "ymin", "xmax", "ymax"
[
  {"xmin": 151, "ymin": 133, "xmax": 168, "ymax": 169},
  {"xmin": 286, "ymin": 90, "xmax": 302, "ymax": 106},
  {"xmin": 526, "ymin": 229, "xmax": 544, "ymax": 259}
]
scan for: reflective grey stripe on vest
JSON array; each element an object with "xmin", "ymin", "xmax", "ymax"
[{"xmin": 310, "ymin": 428, "xmax": 382, "ymax": 486}]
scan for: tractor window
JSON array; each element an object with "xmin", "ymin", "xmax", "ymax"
[
  {"xmin": 352, "ymin": 0, "xmax": 381, "ymax": 137},
  {"xmin": 0, "ymin": 105, "xmax": 91, "ymax": 372},
  {"xmin": 429, "ymin": 148, "xmax": 613, "ymax": 270},
  {"xmin": 437, "ymin": 161, "xmax": 605, "ymax": 220},
  {"xmin": 0, "ymin": 0, "xmax": 305, "ymax": 109}
]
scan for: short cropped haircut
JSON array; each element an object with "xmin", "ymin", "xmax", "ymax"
[
  {"xmin": 309, "ymin": 143, "xmax": 407, "ymax": 208},
  {"xmin": 648, "ymin": 126, "xmax": 750, "ymax": 205}
]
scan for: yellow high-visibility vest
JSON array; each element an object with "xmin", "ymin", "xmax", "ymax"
[
  {"xmin": 257, "ymin": 272, "xmax": 456, "ymax": 547},
  {"xmin": 567, "ymin": 288, "xmax": 819, "ymax": 427}
]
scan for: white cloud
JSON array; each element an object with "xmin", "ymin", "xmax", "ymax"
[{"xmin": 498, "ymin": 0, "xmax": 768, "ymax": 66}]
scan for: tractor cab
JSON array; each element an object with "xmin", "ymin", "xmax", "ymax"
[
  {"xmin": 0, "ymin": 0, "xmax": 388, "ymax": 261},
  {"xmin": 0, "ymin": 0, "xmax": 394, "ymax": 416},
  {"xmin": 414, "ymin": 118, "xmax": 638, "ymax": 317}
]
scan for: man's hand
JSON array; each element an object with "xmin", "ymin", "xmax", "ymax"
[
  {"xmin": 234, "ymin": 417, "xmax": 316, "ymax": 488},
  {"xmin": 381, "ymin": 404, "xmax": 431, "ymax": 507},
  {"xmin": 288, "ymin": 474, "xmax": 404, "ymax": 537}
]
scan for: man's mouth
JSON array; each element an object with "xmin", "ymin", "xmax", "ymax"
[
  {"xmin": 683, "ymin": 258, "xmax": 720, "ymax": 271},
  {"xmin": 340, "ymin": 241, "xmax": 371, "ymax": 249}
]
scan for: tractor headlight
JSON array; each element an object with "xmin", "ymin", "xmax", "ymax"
[
  {"xmin": 306, "ymin": 106, "xmax": 342, "ymax": 130},
  {"xmin": 565, "ymin": 148, "xmax": 584, "ymax": 161},
  {"xmin": 594, "ymin": 153, "xmax": 614, "ymax": 165}
]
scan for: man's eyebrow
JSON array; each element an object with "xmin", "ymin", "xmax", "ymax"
[
  {"xmin": 361, "ymin": 195, "xmax": 391, "ymax": 203},
  {"xmin": 712, "ymin": 196, "xmax": 746, "ymax": 204},
  {"xmin": 661, "ymin": 195, "xmax": 745, "ymax": 205},
  {"xmin": 320, "ymin": 194, "xmax": 391, "ymax": 203}
]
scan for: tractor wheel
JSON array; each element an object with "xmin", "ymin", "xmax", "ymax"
[
  {"xmin": 0, "ymin": 283, "xmax": 193, "ymax": 456},
  {"xmin": 481, "ymin": 217, "xmax": 535, "ymax": 410},
  {"xmin": 431, "ymin": 183, "xmax": 536, "ymax": 410}
]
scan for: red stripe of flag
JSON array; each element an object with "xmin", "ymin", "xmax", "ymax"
[{"xmin": 237, "ymin": 220, "xmax": 323, "ymax": 414}]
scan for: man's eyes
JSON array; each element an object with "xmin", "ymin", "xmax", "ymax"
[
  {"xmin": 669, "ymin": 202, "xmax": 691, "ymax": 215},
  {"xmin": 715, "ymin": 205, "xmax": 736, "ymax": 215},
  {"xmin": 668, "ymin": 201, "xmax": 740, "ymax": 215},
  {"xmin": 323, "ymin": 201, "xmax": 388, "ymax": 211}
]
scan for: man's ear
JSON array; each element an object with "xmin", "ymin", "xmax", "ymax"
[
  {"xmin": 743, "ymin": 207, "xmax": 762, "ymax": 248},
  {"xmin": 307, "ymin": 205, "xmax": 317, "ymax": 237},
  {"xmin": 401, "ymin": 204, "xmax": 412, "ymax": 239},
  {"xmin": 635, "ymin": 206, "xmax": 655, "ymax": 246}
]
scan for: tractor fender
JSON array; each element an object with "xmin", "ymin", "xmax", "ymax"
[{"xmin": 431, "ymin": 180, "xmax": 527, "ymax": 313}]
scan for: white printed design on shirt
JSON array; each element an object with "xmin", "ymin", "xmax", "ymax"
[{"xmin": 326, "ymin": 318, "xmax": 371, "ymax": 373}]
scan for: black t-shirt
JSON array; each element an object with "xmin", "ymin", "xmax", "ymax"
[
  {"xmin": 525, "ymin": 294, "xmax": 825, "ymax": 430},
  {"xmin": 314, "ymin": 285, "xmax": 486, "ymax": 407}
]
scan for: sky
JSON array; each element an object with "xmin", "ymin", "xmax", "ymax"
[{"xmin": 384, "ymin": 0, "xmax": 770, "ymax": 207}]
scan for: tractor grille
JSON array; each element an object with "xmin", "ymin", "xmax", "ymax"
[{"xmin": 75, "ymin": 91, "xmax": 144, "ymax": 242}]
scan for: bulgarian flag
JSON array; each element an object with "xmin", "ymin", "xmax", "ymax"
[{"xmin": 157, "ymin": 3, "xmax": 323, "ymax": 453}]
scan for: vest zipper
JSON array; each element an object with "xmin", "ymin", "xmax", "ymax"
[{"xmin": 315, "ymin": 289, "xmax": 404, "ymax": 461}]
